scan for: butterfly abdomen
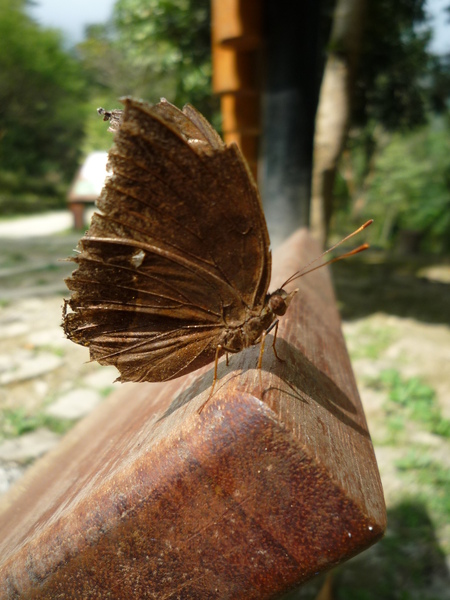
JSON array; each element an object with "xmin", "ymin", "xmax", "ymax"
[{"xmin": 219, "ymin": 308, "xmax": 276, "ymax": 353}]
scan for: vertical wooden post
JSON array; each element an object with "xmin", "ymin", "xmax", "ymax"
[
  {"xmin": 211, "ymin": 0, "xmax": 263, "ymax": 178},
  {"xmin": 69, "ymin": 202, "xmax": 86, "ymax": 230}
]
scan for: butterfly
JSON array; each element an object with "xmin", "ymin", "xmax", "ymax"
[{"xmin": 63, "ymin": 98, "xmax": 371, "ymax": 389}]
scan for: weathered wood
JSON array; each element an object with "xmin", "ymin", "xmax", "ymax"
[
  {"xmin": 220, "ymin": 92, "xmax": 260, "ymax": 135},
  {"xmin": 211, "ymin": 0, "xmax": 262, "ymax": 50},
  {"xmin": 67, "ymin": 200, "xmax": 92, "ymax": 229},
  {"xmin": 211, "ymin": 0, "xmax": 262, "ymax": 178},
  {"xmin": 220, "ymin": 93, "xmax": 260, "ymax": 177},
  {"xmin": 0, "ymin": 228, "xmax": 386, "ymax": 599}
]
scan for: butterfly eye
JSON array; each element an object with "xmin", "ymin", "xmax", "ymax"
[
  {"xmin": 267, "ymin": 289, "xmax": 298, "ymax": 316},
  {"xmin": 268, "ymin": 293, "xmax": 288, "ymax": 316}
]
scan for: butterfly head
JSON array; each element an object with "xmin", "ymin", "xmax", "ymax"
[{"xmin": 267, "ymin": 288, "xmax": 298, "ymax": 317}]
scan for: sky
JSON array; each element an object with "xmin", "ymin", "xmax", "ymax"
[
  {"xmin": 28, "ymin": 0, "xmax": 116, "ymax": 45},
  {"xmin": 425, "ymin": 0, "xmax": 450, "ymax": 54},
  {"xmin": 28, "ymin": 0, "xmax": 450, "ymax": 54}
]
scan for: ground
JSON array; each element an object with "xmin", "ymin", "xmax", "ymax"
[{"xmin": 0, "ymin": 211, "xmax": 449, "ymax": 599}]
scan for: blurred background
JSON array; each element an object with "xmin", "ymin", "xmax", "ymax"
[{"xmin": 0, "ymin": 0, "xmax": 449, "ymax": 598}]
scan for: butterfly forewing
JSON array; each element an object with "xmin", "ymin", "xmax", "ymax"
[{"xmin": 64, "ymin": 98, "xmax": 272, "ymax": 382}]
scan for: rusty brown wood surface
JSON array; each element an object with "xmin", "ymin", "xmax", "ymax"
[
  {"xmin": 0, "ymin": 228, "xmax": 386, "ymax": 599},
  {"xmin": 211, "ymin": 0, "xmax": 262, "ymax": 50}
]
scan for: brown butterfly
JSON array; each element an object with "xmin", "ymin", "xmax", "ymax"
[{"xmin": 63, "ymin": 98, "xmax": 371, "ymax": 390}]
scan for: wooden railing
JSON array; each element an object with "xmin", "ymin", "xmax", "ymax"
[{"xmin": 0, "ymin": 228, "xmax": 386, "ymax": 598}]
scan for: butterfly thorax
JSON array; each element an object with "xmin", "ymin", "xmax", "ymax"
[{"xmin": 219, "ymin": 288, "xmax": 297, "ymax": 354}]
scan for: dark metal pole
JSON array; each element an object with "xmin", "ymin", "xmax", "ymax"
[{"xmin": 260, "ymin": 0, "xmax": 323, "ymax": 247}]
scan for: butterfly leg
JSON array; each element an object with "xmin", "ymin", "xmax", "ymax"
[
  {"xmin": 270, "ymin": 320, "xmax": 284, "ymax": 362},
  {"xmin": 211, "ymin": 343, "xmax": 222, "ymax": 392},
  {"xmin": 257, "ymin": 330, "xmax": 267, "ymax": 371},
  {"xmin": 256, "ymin": 318, "xmax": 282, "ymax": 389},
  {"xmin": 261, "ymin": 319, "xmax": 283, "ymax": 361},
  {"xmin": 198, "ymin": 344, "xmax": 223, "ymax": 413},
  {"xmin": 256, "ymin": 330, "xmax": 267, "ymax": 390}
]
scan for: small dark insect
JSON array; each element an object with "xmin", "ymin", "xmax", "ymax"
[
  {"xmin": 97, "ymin": 107, "xmax": 123, "ymax": 133},
  {"xmin": 64, "ymin": 98, "xmax": 371, "ymax": 392}
]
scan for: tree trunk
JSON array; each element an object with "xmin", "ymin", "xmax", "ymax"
[{"xmin": 310, "ymin": 0, "xmax": 367, "ymax": 245}]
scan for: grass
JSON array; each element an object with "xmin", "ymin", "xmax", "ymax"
[
  {"xmin": 0, "ymin": 252, "xmax": 27, "ymax": 269},
  {"xmin": 36, "ymin": 344, "xmax": 65, "ymax": 358},
  {"xmin": 99, "ymin": 386, "xmax": 115, "ymax": 398},
  {"xmin": 395, "ymin": 450, "xmax": 450, "ymax": 521},
  {"xmin": 369, "ymin": 369, "xmax": 450, "ymax": 439},
  {"xmin": 347, "ymin": 323, "xmax": 396, "ymax": 359},
  {"xmin": 0, "ymin": 407, "xmax": 74, "ymax": 439}
]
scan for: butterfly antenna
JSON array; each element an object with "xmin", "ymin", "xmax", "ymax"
[{"xmin": 281, "ymin": 220, "xmax": 373, "ymax": 288}]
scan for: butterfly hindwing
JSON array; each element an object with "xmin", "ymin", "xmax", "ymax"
[{"xmin": 64, "ymin": 98, "xmax": 272, "ymax": 382}]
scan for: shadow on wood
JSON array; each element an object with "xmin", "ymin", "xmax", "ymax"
[{"xmin": 0, "ymin": 228, "xmax": 386, "ymax": 599}]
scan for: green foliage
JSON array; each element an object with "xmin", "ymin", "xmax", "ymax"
[
  {"xmin": 363, "ymin": 119, "xmax": 450, "ymax": 252},
  {"xmin": 370, "ymin": 369, "xmax": 450, "ymax": 438},
  {"xmin": 81, "ymin": 93, "xmax": 121, "ymax": 155},
  {"xmin": 333, "ymin": 0, "xmax": 450, "ymax": 251},
  {"xmin": 0, "ymin": 170, "xmax": 69, "ymax": 215},
  {"xmin": 77, "ymin": 0, "xmax": 216, "ymax": 155},
  {"xmin": 353, "ymin": 0, "xmax": 431, "ymax": 131},
  {"xmin": 0, "ymin": 0, "xmax": 89, "ymax": 213},
  {"xmin": 113, "ymin": 0, "xmax": 212, "ymax": 110},
  {"xmin": 77, "ymin": 0, "xmax": 214, "ymax": 120}
]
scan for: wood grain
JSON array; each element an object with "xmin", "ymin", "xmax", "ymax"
[{"xmin": 0, "ymin": 228, "xmax": 386, "ymax": 599}]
